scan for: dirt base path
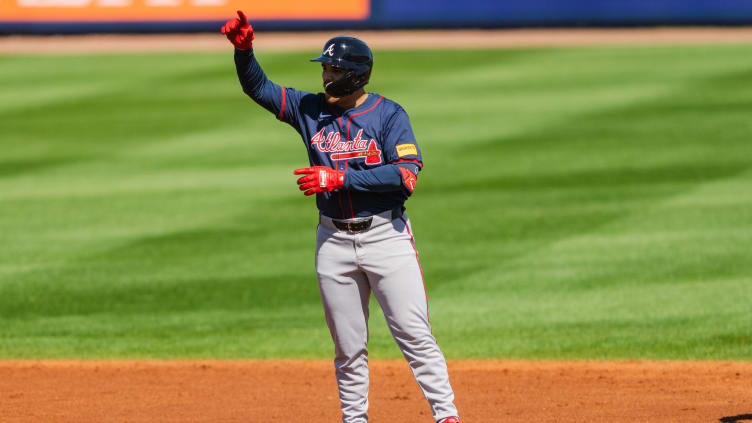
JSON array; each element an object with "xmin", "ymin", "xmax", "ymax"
[
  {"xmin": 3, "ymin": 27, "xmax": 752, "ymax": 54},
  {"xmin": 1, "ymin": 360, "xmax": 750, "ymax": 422}
]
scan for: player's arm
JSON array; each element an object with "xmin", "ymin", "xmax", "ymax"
[
  {"xmin": 343, "ymin": 107, "xmax": 423, "ymax": 195},
  {"xmin": 344, "ymin": 162, "xmax": 420, "ymax": 195},
  {"xmin": 293, "ymin": 163, "xmax": 419, "ymax": 196},
  {"xmin": 222, "ymin": 10, "xmax": 294, "ymax": 122}
]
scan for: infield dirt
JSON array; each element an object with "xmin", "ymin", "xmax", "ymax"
[
  {"xmin": 1, "ymin": 360, "xmax": 750, "ymax": 422},
  {"xmin": 4, "ymin": 27, "xmax": 752, "ymax": 54}
]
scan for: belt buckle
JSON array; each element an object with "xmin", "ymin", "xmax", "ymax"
[{"xmin": 333, "ymin": 217, "xmax": 372, "ymax": 233}]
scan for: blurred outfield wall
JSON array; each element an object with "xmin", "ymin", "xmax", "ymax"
[{"xmin": 2, "ymin": 0, "xmax": 752, "ymax": 34}]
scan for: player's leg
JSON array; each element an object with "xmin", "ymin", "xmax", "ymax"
[
  {"xmin": 360, "ymin": 214, "xmax": 459, "ymax": 422},
  {"xmin": 316, "ymin": 223, "xmax": 373, "ymax": 423}
]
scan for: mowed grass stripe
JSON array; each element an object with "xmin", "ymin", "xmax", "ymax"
[
  {"xmin": 407, "ymin": 49, "xmax": 752, "ymax": 359},
  {"xmin": 1, "ymin": 45, "xmax": 751, "ymax": 359},
  {"xmin": 425, "ymin": 173, "xmax": 752, "ymax": 359}
]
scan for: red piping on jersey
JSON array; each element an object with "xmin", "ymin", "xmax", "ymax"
[
  {"xmin": 347, "ymin": 96, "xmax": 384, "ymax": 140},
  {"xmin": 278, "ymin": 86, "xmax": 287, "ymax": 121},
  {"xmin": 337, "ymin": 161, "xmax": 345, "ymax": 218},
  {"xmin": 337, "ymin": 193, "xmax": 345, "ymax": 218},
  {"xmin": 336, "ymin": 120, "xmax": 346, "ymax": 219},
  {"xmin": 400, "ymin": 216, "xmax": 430, "ymax": 323},
  {"xmin": 346, "ymin": 161, "xmax": 354, "ymax": 218}
]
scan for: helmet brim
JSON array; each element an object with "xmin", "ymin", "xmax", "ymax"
[
  {"xmin": 311, "ymin": 56, "xmax": 370, "ymax": 73},
  {"xmin": 310, "ymin": 56, "xmax": 335, "ymax": 65}
]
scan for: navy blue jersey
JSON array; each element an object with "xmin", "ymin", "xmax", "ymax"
[{"xmin": 235, "ymin": 49, "xmax": 422, "ymax": 218}]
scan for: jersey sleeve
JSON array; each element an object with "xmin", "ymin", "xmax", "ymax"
[
  {"xmin": 234, "ymin": 48, "xmax": 309, "ymax": 133},
  {"xmin": 343, "ymin": 105, "xmax": 422, "ymax": 196},
  {"xmin": 382, "ymin": 107, "xmax": 423, "ymax": 168}
]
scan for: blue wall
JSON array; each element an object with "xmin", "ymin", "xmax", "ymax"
[
  {"xmin": 370, "ymin": 0, "xmax": 752, "ymax": 27},
  {"xmin": 3, "ymin": 0, "xmax": 752, "ymax": 34}
]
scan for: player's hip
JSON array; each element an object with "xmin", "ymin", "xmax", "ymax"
[{"xmin": 316, "ymin": 208, "xmax": 417, "ymax": 259}]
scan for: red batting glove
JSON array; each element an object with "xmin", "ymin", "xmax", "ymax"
[
  {"xmin": 221, "ymin": 10, "xmax": 254, "ymax": 50},
  {"xmin": 294, "ymin": 166, "xmax": 345, "ymax": 196}
]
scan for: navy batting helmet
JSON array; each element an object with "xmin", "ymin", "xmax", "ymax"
[{"xmin": 311, "ymin": 36, "xmax": 373, "ymax": 97}]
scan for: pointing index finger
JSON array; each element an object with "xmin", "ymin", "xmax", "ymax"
[
  {"xmin": 237, "ymin": 10, "xmax": 248, "ymax": 26},
  {"xmin": 293, "ymin": 167, "xmax": 313, "ymax": 175}
]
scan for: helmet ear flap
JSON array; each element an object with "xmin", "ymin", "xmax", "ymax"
[
  {"xmin": 356, "ymin": 68, "xmax": 372, "ymax": 86},
  {"xmin": 348, "ymin": 69, "xmax": 370, "ymax": 92}
]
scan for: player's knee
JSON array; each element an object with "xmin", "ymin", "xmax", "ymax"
[{"xmin": 335, "ymin": 343, "xmax": 368, "ymax": 362}]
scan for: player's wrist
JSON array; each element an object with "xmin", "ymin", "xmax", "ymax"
[
  {"xmin": 325, "ymin": 167, "xmax": 345, "ymax": 191},
  {"xmin": 340, "ymin": 169, "xmax": 350, "ymax": 190}
]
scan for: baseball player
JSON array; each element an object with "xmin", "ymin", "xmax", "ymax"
[{"xmin": 222, "ymin": 11, "xmax": 460, "ymax": 423}]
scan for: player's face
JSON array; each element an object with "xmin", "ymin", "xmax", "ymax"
[{"xmin": 322, "ymin": 63, "xmax": 348, "ymax": 91}]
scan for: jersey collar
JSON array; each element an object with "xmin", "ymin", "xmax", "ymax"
[{"xmin": 325, "ymin": 93, "xmax": 377, "ymax": 116}]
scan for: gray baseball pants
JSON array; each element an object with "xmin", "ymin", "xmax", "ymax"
[{"xmin": 316, "ymin": 209, "xmax": 459, "ymax": 423}]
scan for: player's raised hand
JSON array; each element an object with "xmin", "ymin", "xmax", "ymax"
[
  {"xmin": 294, "ymin": 166, "xmax": 345, "ymax": 196},
  {"xmin": 221, "ymin": 10, "xmax": 254, "ymax": 50}
]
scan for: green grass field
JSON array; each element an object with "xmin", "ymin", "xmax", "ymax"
[{"xmin": 1, "ymin": 44, "xmax": 751, "ymax": 360}]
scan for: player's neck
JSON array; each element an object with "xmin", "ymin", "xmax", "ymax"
[{"xmin": 327, "ymin": 90, "xmax": 368, "ymax": 110}]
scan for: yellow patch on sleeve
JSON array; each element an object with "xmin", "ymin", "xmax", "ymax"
[{"xmin": 396, "ymin": 144, "xmax": 418, "ymax": 157}]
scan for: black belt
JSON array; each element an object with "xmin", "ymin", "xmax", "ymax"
[
  {"xmin": 331, "ymin": 217, "xmax": 373, "ymax": 233},
  {"xmin": 329, "ymin": 207, "xmax": 403, "ymax": 233}
]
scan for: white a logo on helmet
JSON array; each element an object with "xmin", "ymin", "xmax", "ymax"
[{"xmin": 323, "ymin": 44, "xmax": 335, "ymax": 56}]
